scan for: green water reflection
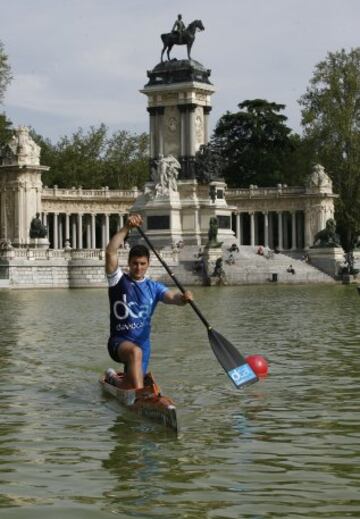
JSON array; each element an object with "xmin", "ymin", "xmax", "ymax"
[{"xmin": 0, "ymin": 285, "xmax": 359, "ymax": 518}]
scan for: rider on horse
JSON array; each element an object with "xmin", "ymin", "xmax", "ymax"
[{"xmin": 171, "ymin": 14, "xmax": 186, "ymax": 44}]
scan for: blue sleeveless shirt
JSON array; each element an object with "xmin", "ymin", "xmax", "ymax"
[{"xmin": 108, "ymin": 267, "xmax": 168, "ymax": 347}]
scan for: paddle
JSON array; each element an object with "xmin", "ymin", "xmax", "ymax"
[{"xmin": 136, "ymin": 226, "xmax": 259, "ymax": 389}]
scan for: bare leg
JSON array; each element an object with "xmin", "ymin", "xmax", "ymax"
[{"xmin": 116, "ymin": 340, "xmax": 144, "ymax": 389}]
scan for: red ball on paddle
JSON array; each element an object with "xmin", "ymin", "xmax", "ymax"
[{"xmin": 246, "ymin": 355, "xmax": 269, "ymax": 378}]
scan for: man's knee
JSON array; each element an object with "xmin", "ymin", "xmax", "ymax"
[{"xmin": 117, "ymin": 341, "xmax": 143, "ymax": 365}]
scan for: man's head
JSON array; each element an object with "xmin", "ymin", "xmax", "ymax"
[
  {"xmin": 128, "ymin": 245, "xmax": 150, "ymax": 280},
  {"xmin": 178, "ymin": 14, "xmax": 182, "ymax": 20}
]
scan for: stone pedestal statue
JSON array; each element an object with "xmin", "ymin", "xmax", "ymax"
[
  {"xmin": 134, "ymin": 20, "xmax": 235, "ymax": 249},
  {"xmin": 0, "ymin": 126, "xmax": 49, "ymax": 247}
]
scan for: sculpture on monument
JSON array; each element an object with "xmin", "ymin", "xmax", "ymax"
[
  {"xmin": 312, "ymin": 218, "xmax": 341, "ymax": 248},
  {"xmin": 307, "ymin": 164, "xmax": 333, "ymax": 190},
  {"xmin": 161, "ymin": 18, "xmax": 205, "ymax": 62},
  {"xmin": 206, "ymin": 217, "xmax": 223, "ymax": 248},
  {"xmin": 30, "ymin": 213, "xmax": 48, "ymax": 239},
  {"xmin": 1, "ymin": 126, "xmax": 41, "ymax": 167},
  {"xmin": 150, "ymin": 154, "xmax": 181, "ymax": 197},
  {"xmin": 171, "ymin": 14, "xmax": 186, "ymax": 44}
]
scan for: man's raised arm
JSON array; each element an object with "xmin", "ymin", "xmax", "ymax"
[{"xmin": 105, "ymin": 214, "xmax": 143, "ymax": 274}]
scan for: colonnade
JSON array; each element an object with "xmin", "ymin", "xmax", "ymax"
[
  {"xmin": 42, "ymin": 212, "xmax": 126, "ymax": 250},
  {"xmin": 234, "ymin": 210, "xmax": 305, "ymax": 250}
]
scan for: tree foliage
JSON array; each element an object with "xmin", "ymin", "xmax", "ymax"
[
  {"xmin": 210, "ymin": 99, "xmax": 302, "ymax": 187},
  {"xmin": 299, "ymin": 48, "xmax": 360, "ymax": 249},
  {"xmin": 31, "ymin": 125, "xmax": 149, "ymax": 189},
  {"xmin": 0, "ymin": 40, "xmax": 12, "ymax": 105},
  {"xmin": 0, "ymin": 41, "xmax": 13, "ymax": 151}
]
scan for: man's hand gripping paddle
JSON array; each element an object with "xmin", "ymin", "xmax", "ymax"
[{"xmin": 136, "ymin": 227, "xmax": 258, "ymax": 389}]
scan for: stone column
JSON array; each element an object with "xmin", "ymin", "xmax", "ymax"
[
  {"xmin": 268, "ymin": 212, "xmax": 274, "ymax": 249},
  {"xmin": 157, "ymin": 107, "xmax": 165, "ymax": 156},
  {"xmin": 0, "ymin": 191, "xmax": 7, "ymax": 239},
  {"xmin": 203, "ymin": 106, "xmax": 212, "ymax": 145},
  {"xmin": 86, "ymin": 216, "xmax": 91, "ymax": 249},
  {"xmin": 58, "ymin": 215, "xmax": 63, "ymax": 249},
  {"xmin": 71, "ymin": 215, "xmax": 77, "ymax": 249},
  {"xmin": 236, "ymin": 212, "xmax": 242, "ymax": 245},
  {"xmin": 254, "ymin": 213, "xmax": 260, "ymax": 245},
  {"xmin": 65, "ymin": 213, "xmax": 70, "ymax": 242},
  {"xmin": 178, "ymin": 106, "xmax": 187, "ymax": 156},
  {"xmin": 188, "ymin": 104, "xmax": 197, "ymax": 156},
  {"xmin": 147, "ymin": 108, "xmax": 157, "ymax": 159},
  {"xmin": 250, "ymin": 212, "xmax": 255, "ymax": 246},
  {"xmin": 77, "ymin": 213, "xmax": 83, "ymax": 249},
  {"xmin": 264, "ymin": 211, "xmax": 269, "ymax": 248},
  {"xmin": 42, "ymin": 212, "xmax": 48, "ymax": 227},
  {"xmin": 53, "ymin": 213, "xmax": 59, "ymax": 249},
  {"xmin": 291, "ymin": 211, "xmax": 297, "ymax": 250},
  {"xmin": 118, "ymin": 214, "xmax": 124, "ymax": 231},
  {"xmin": 277, "ymin": 211, "xmax": 283, "ymax": 250},
  {"xmin": 91, "ymin": 214, "xmax": 96, "ymax": 249},
  {"xmin": 101, "ymin": 215, "xmax": 106, "ymax": 249},
  {"xmin": 105, "ymin": 214, "xmax": 110, "ymax": 246},
  {"xmin": 304, "ymin": 207, "xmax": 312, "ymax": 249}
]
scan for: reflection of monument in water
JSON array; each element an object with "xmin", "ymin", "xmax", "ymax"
[{"xmin": 132, "ymin": 19, "xmax": 235, "ymax": 247}]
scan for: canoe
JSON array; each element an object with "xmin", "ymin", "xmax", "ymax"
[{"xmin": 99, "ymin": 370, "xmax": 178, "ymax": 432}]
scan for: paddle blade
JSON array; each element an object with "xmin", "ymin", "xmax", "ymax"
[{"xmin": 208, "ymin": 329, "xmax": 258, "ymax": 389}]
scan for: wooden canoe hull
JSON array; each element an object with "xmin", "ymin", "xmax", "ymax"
[{"xmin": 99, "ymin": 371, "xmax": 178, "ymax": 432}]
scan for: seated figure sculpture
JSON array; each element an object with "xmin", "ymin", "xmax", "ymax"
[
  {"xmin": 312, "ymin": 218, "xmax": 341, "ymax": 248},
  {"xmin": 30, "ymin": 213, "xmax": 48, "ymax": 239},
  {"xmin": 207, "ymin": 217, "xmax": 223, "ymax": 248}
]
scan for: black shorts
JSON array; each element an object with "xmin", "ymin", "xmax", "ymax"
[{"xmin": 107, "ymin": 336, "xmax": 126, "ymax": 366}]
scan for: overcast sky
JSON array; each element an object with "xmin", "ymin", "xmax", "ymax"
[{"xmin": 1, "ymin": 0, "xmax": 359, "ymax": 143}]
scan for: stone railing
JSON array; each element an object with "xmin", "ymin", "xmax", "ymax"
[
  {"xmin": 227, "ymin": 185, "xmax": 306, "ymax": 198},
  {"xmin": 0, "ymin": 247, "xmax": 178, "ymax": 264},
  {"xmin": 42, "ymin": 186, "xmax": 141, "ymax": 200}
]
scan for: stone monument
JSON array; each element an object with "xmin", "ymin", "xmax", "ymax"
[
  {"xmin": 0, "ymin": 127, "xmax": 49, "ymax": 247},
  {"xmin": 309, "ymin": 218, "xmax": 344, "ymax": 277},
  {"xmin": 133, "ymin": 17, "xmax": 236, "ymax": 248}
]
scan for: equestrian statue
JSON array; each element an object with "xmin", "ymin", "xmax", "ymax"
[{"xmin": 161, "ymin": 16, "xmax": 205, "ymax": 62}]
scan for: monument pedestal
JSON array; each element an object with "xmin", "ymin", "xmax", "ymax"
[
  {"xmin": 30, "ymin": 238, "xmax": 50, "ymax": 249},
  {"xmin": 309, "ymin": 247, "xmax": 344, "ymax": 277},
  {"xmin": 203, "ymin": 247, "xmax": 225, "ymax": 286},
  {"xmin": 131, "ymin": 179, "xmax": 236, "ymax": 249}
]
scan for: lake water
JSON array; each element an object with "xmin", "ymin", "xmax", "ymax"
[{"xmin": 0, "ymin": 285, "xmax": 359, "ymax": 518}]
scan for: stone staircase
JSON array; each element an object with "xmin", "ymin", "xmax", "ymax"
[
  {"xmin": 220, "ymin": 246, "xmax": 335, "ymax": 285},
  {"xmin": 155, "ymin": 245, "xmax": 335, "ymax": 286}
]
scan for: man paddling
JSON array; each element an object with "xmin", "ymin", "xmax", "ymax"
[{"xmin": 105, "ymin": 214, "xmax": 193, "ymax": 389}]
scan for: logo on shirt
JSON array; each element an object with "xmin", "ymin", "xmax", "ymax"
[{"xmin": 113, "ymin": 294, "xmax": 152, "ymax": 321}]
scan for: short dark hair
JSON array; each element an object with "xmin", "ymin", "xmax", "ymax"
[{"xmin": 128, "ymin": 244, "xmax": 150, "ymax": 261}]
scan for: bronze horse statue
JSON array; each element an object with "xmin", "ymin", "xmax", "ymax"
[{"xmin": 161, "ymin": 19, "xmax": 205, "ymax": 62}]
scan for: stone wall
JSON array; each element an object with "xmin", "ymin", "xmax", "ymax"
[{"xmin": 0, "ymin": 248, "xmax": 179, "ymax": 289}]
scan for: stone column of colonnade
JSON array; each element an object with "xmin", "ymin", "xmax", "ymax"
[
  {"xmin": 42, "ymin": 212, "xmax": 126, "ymax": 249},
  {"xmin": 233, "ymin": 210, "xmax": 305, "ymax": 251}
]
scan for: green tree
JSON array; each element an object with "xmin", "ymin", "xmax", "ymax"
[
  {"xmin": 0, "ymin": 40, "xmax": 13, "ymax": 151},
  {"xmin": 103, "ymin": 130, "xmax": 149, "ymax": 189},
  {"xmin": 32, "ymin": 125, "xmax": 149, "ymax": 189},
  {"xmin": 35, "ymin": 125, "xmax": 108, "ymax": 188},
  {"xmin": 212, "ymin": 99, "xmax": 300, "ymax": 187},
  {"xmin": 299, "ymin": 48, "xmax": 360, "ymax": 249},
  {"xmin": 0, "ymin": 113, "xmax": 13, "ymax": 151},
  {"xmin": 0, "ymin": 40, "xmax": 12, "ymax": 104}
]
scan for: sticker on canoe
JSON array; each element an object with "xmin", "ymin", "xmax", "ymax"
[{"xmin": 228, "ymin": 364, "xmax": 257, "ymax": 387}]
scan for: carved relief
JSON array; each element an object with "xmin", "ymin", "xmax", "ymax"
[
  {"xmin": 164, "ymin": 107, "xmax": 179, "ymax": 156},
  {"xmin": 195, "ymin": 106, "xmax": 204, "ymax": 149}
]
